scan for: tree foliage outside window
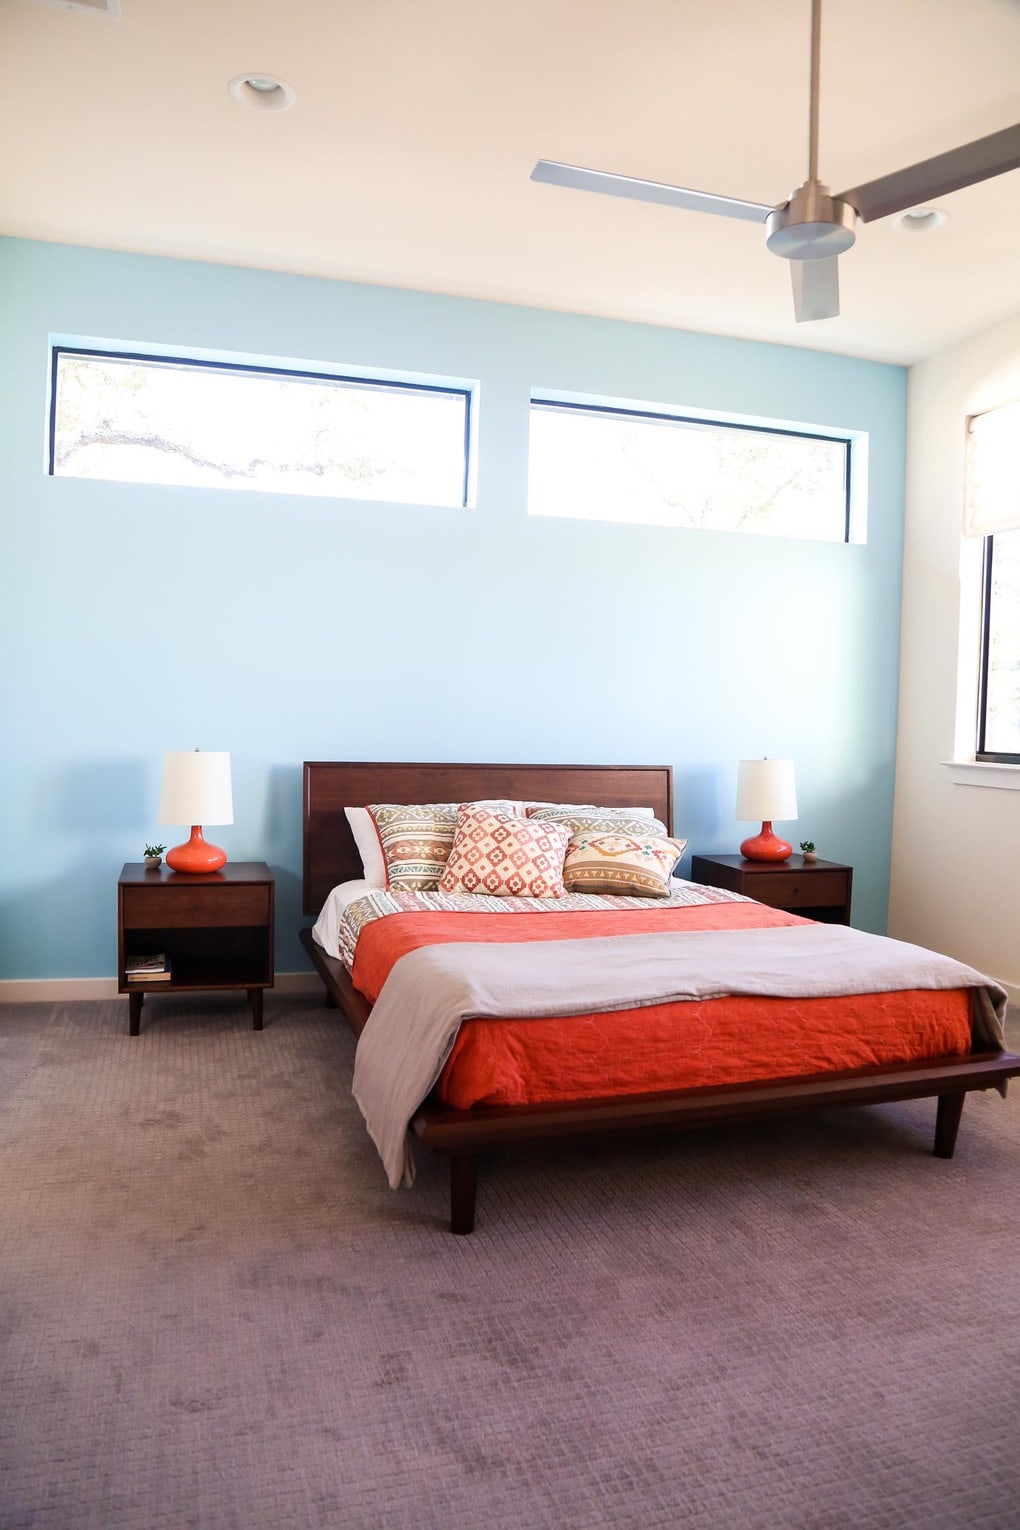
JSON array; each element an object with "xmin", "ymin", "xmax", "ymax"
[
  {"xmin": 50, "ymin": 349, "xmax": 471, "ymax": 507},
  {"xmin": 978, "ymin": 528, "xmax": 1020, "ymax": 760},
  {"xmin": 529, "ymin": 400, "xmax": 851, "ymax": 542}
]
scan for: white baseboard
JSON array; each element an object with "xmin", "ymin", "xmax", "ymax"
[{"xmin": 0, "ymin": 972, "xmax": 323, "ymax": 1005}]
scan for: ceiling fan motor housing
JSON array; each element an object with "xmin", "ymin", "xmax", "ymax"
[{"xmin": 765, "ymin": 182, "xmax": 858, "ymax": 260}]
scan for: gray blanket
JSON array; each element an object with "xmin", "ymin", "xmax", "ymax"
[{"xmin": 351, "ymin": 923, "xmax": 1007, "ymax": 1188}]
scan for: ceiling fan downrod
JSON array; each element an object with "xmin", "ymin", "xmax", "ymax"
[{"xmin": 765, "ymin": 0, "xmax": 858, "ymax": 261}]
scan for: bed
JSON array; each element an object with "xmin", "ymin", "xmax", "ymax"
[{"xmin": 299, "ymin": 760, "xmax": 1019, "ymax": 1233}]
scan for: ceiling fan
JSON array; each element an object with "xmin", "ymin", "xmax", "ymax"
[{"xmin": 531, "ymin": 0, "xmax": 1020, "ymax": 322}]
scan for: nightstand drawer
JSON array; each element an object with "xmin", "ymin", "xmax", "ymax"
[
  {"xmin": 750, "ymin": 871, "xmax": 847, "ymax": 909},
  {"xmin": 123, "ymin": 885, "xmax": 270, "ymax": 928}
]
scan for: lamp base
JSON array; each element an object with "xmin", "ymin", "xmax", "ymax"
[
  {"xmin": 166, "ymin": 826, "xmax": 227, "ymax": 874},
  {"xmin": 739, "ymin": 821, "xmax": 793, "ymax": 862}
]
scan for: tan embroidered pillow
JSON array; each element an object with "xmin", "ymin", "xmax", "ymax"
[
  {"xmin": 366, "ymin": 803, "xmax": 460, "ymax": 891},
  {"xmin": 439, "ymin": 806, "xmax": 571, "ymax": 898},
  {"xmin": 528, "ymin": 805, "xmax": 669, "ymax": 838},
  {"xmin": 562, "ymin": 833, "xmax": 688, "ymax": 898}
]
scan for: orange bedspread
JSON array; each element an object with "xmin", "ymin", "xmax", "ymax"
[{"xmin": 349, "ymin": 902, "xmax": 974, "ymax": 1109}]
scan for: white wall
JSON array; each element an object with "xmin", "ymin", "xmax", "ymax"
[{"xmin": 890, "ymin": 310, "xmax": 1020, "ymax": 1004}]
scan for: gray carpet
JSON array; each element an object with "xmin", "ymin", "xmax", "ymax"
[{"xmin": 1, "ymin": 996, "xmax": 1019, "ymax": 1530}]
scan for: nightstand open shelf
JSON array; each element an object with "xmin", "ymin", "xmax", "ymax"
[
  {"xmin": 118, "ymin": 861, "xmax": 275, "ymax": 1034},
  {"xmin": 123, "ymin": 934, "xmax": 272, "ymax": 989}
]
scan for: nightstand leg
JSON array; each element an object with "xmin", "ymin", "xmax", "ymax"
[
  {"xmin": 129, "ymin": 992, "xmax": 143, "ymax": 1036},
  {"xmin": 249, "ymin": 988, "xmax": 263, "ymax": 1031}
]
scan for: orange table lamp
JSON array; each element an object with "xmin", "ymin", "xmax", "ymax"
[
  {"xmin": 736, "ymin": 757, "xmax": 798, "ymax": 862},
  {"xmin": 158, "ymin": 749, "xmax": 233, "ymax": 873}
]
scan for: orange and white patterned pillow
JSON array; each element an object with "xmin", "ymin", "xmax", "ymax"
[
  {"xmin": 562, "ymin": 833, "xmax": 689, "ymax": 898},
  {"xmin": 439, "ymin": 805, "xmax": 571, "ymax": 898}
]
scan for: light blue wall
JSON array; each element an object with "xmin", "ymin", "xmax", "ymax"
[{"xmin": 0, "ymin": 237, "xmax": 907, "ymax": 980}]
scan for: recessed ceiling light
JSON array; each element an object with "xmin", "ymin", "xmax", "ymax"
[
  {"xmin": 25, "ymin": 0, "xmax": 120, "ymax": 15},
  {"xmin": 892, "ymin": 207, "xmax": 948, "ymax": 234},
  {"xmin": 228, "ymin": 73, "xmax": 295, "ymax": 112}
]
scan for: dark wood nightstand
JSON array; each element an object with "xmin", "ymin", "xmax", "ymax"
[
  {"xmin": 690, "ymin": 853, "xmax": 853, "ymax": 924},
  {"xmin": 118, "ymin": 862, "xmax": 275, "ymax": 1035}
]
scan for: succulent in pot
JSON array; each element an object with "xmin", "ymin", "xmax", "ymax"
[
  {"xmin": 143, "ymin": 842, "xmax": 166, "ymax": 870},
  {"xmin": 799, "ymin": 839, "xmax": 817, "ymax": 863}
]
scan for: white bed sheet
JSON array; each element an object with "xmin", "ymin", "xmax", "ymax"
[
  {"xmin": 311, "ymin": 874, "xmax": 705, "ymax": 964},
  {"xmin": 311, "ymin": 879, "xmax": 378, "ymax": 959}
]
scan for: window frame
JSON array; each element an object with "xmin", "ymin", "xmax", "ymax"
[
  {"xmin": 976, "ymin": 530, "xmax": 1020, "ymax": 764},
  {"xmin": 48, "ymin": 344, "xmax": 475, "ymax": 508},
  {"xmin": 528, "ymin": 396, "xmax": 854, "ymax": 543}
]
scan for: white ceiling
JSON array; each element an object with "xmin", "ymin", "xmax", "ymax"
[{"xmin": 3, "ymin": 0, "xmax": 1019, "ymax": 365}]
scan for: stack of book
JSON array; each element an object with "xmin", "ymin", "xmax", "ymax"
[{"xmin": 124, "ymin": 953, "xmax": 172, "ymax": 982}]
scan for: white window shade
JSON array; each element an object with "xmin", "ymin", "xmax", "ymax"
[{"xmin": 964, "ymin": 401, "xmax": 1020, "ymax": 537}]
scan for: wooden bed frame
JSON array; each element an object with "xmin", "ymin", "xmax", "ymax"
[{"xmin": 299, "ymin": 760, "xmax": 1020, "ymax": 1234}]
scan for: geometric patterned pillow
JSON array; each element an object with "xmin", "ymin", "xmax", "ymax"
[
  {"xmin": 562, "ymin": 833, "xmax": 689, "ymax": 898},
  {"xmin": 366, "ymin": 803, "xmax": 460, "ymax": 891},
  {"xmin": 438, "ymin": 806, "xmax": 571, "ymax": 898},
  {"xmin": 527, "ymin": 805, "xmax": 669, "ymax": 838},
  {"xmin": 366, "ymin": 801, "xmax": 526, "ymax": 891}
]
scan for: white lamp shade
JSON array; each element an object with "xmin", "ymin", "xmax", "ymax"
[
  {"xmin": 158, "ymin": 750, "xmax": 233, "ymax": 827},
  {"xmin": 736, "ymin": 758, "xmax": 798, "ymax": 822}
]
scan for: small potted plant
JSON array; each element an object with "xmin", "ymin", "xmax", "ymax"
[
  {"xmin": 799, "ymin": 839, "xmax": 817, "ymax": 863},
  {"xmin": 143, "ymin": 843, "xmax": 166, "ymax": 871}
]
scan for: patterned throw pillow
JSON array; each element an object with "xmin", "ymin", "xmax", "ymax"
[
  {"xmin": 439, "ymin": 806, "xmax": 571, "ymax": 898},
  {"xmin": 527, "ymin": 805, "xmax": 669, "ymax": 838},
  {"xmin": 562, "ymin": 833, "xmax": 689, "ymax": 898},
  {"xmin": 366, "ymin": 803, "xmax": 460, "ymax": 891},
  {"xmin": 366, "ymin": 801, "xmax": 525, "ymax": 891}
]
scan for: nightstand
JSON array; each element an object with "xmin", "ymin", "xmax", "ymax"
[
  {"xmin": 118, "ymin": 862, "xmax": 275, "ymax": 1035},
  {"xmin": 690, "ymin": 853, "xmax": 853, "ymax": 924}
]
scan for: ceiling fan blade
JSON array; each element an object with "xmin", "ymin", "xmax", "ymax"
[
  {"xmin": 838, "ymin": 122, "xmax": 1020, "ymax": 223},
  {"xmin": 530, "ymin": 160, "xmax": 771, "ymax": 224},
  {"xmin": 790, "ymin": 257, "xmax": 839, "ymax": 322}
]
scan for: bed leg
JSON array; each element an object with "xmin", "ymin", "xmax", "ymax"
[
  {"xmin": 934, "ymin": 1091, "xmax": 966, "ymax": 1158},
  {"xmin": 449, "ymin": 1154, "xmax": 477, "ymax": 1235}
]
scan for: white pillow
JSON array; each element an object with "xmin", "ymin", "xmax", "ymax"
[{"xmin": 344, "ymin": 806, "xmax": 386, "ymax": 887}]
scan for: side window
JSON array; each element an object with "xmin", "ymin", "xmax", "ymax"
[
  {"xmin": 529, "ymin": 397, "xmax": 855, "ymax": 543},
  {"xmin": 966, "ymin": 402, "xmax": 1020, "ymax": 763},
  {"xmin": 977, "ymin": 531, "xmax": 1020, "ymax": 761},
  {"xmin": 49, "ymin": 347, "xmax": 473, "ymax": 508}
]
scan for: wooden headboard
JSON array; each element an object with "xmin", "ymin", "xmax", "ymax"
[{"xmin": 302, "ymin": 761, "xmax": 674, "ymax": 916}]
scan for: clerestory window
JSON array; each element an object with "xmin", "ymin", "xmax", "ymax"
[
  {"xmin": 49, "ymin": 346, "xmax": 473, "ymax": 508},
  {"xmin": 528, "ymin": 396, "xmax": 859, "ymax": 543}
]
